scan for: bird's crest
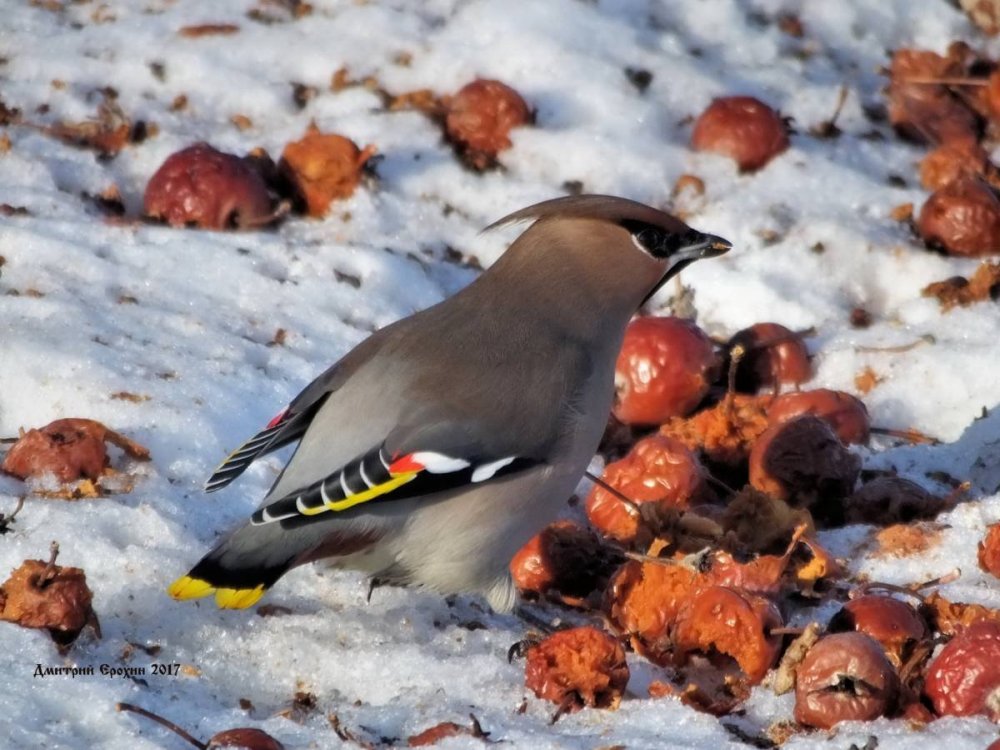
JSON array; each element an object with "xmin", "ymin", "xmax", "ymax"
[{"xmin": 482, "ymin": 194, "xmax": 689, "ymax": 235}]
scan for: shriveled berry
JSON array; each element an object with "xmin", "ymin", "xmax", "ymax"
[
  {"xmin": 604, "ymin": 560, "xmax": 700, "ymax": 663},
  {"xmin": 208, "ymin": 728, "xmax": 285, "ymax": 749},
  {"xmin": 843, "ymin": 477, "xmax": 948, "ymax": 526},
  {"xmin": 885, "ymin": 48, "xmax": 979, "ymax": 145},
  {"xmin": 978, "ymin": 522, "xmax": 1000, "ymax": 579},
  {"xmin": 919, "ymin": 138, "xmax": 992, "ymax": 191},
  {"xmin": 278, "ymin": 124, "xmax": 376, "ymax": 217},
  {"xmin": 749, "ymin": 416, "xmax": 861, "ymax": 517},
  {"xmin": 509, "ymin": 520, "xmax": 618, "ymax": 600},
  {"xmin": 794, "ymin": 632, "xmax": 900, "ymax": 728},
  {"xmin": 918, "ymin": 178, "xmax": 1000, "ymax": 257}
]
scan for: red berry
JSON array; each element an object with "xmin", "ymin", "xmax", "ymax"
[
  {"xmin": 768, "ymin": 389, "xmax": 870, "ymax": 445},
  {"xmin": 144, "ymin": 143, "xmax": 274, "ymax": 230},
  {"xmin": 444, "ymin": 79, "xmax": 531, "ymax": 170},
  {"xmin": 691, "ymin": 96, "xmax": 789, "ymax": 172},
  {"xmin": 727, "ymin": 322, "xmax": 810, "ymax": 392},
  {"xmin": 918, "ymin": 178, "xmax": 1000, "ymax": 258},
  {"xmin": 613, "ymin": 317, "xmax": 718, "ymax": 426},
  {"xmin": 924, "ymin": 621, "xmax": 1000, "ymax": 720}
]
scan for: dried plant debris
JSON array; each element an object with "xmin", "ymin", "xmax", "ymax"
[{"xmin": 923, "ymin": 261, "xmax": 1000, "ymax": 310}]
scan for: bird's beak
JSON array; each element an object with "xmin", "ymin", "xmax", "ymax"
[
  {"xmin": 674, "ymin": 233, "xmax": 733, "ymax": 263},
  {"xmin": 642, "ymin": 232, "xmax": 732, "ymax": 304}
]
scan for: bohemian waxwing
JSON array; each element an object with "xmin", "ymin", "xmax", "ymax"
[{"xmin": 168, "ymin": 194, "xmax": 730, "ymax": 612}]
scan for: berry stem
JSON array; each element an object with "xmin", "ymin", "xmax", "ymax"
[{"xmin": 116, "ymin": 703, "xmax": 207, "ymax": 749}]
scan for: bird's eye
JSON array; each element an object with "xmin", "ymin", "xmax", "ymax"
[{"xmin": 620, "ymin": 220, "xmax": 697, "ymax": 259}]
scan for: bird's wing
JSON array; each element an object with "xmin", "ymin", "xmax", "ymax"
[
  {"xmin": 250, "ymin": 433, "xmax": 541, "ymax": 528},
  {"xmin": 203, "ymin": 330, "xmax": 390, "ymax": 493}
]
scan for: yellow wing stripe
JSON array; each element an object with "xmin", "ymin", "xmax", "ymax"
[{"xmin": 297, "ymin": 470, "xmax": 419, "ymax": 516}]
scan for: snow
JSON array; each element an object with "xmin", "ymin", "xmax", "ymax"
[{"xmin": 0, "ymin": 0, "xmax": 999, "ymax": 747}]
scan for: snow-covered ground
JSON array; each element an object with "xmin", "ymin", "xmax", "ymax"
[{"xmin": 1, "ymin": 0, "xmax": 1000, "ymax": 747}]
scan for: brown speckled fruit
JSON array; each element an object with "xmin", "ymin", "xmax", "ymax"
[
  {"xmin": 919, "ymin": 138, "xmax": 990, "ymax": 191},
  {"xmin": 844, "ymin": 476, "xmax": 948, "ymax": 526},
  {"xmin": 444, "ymin": 79, "xmax": 531, "ymax": 170},
  {"xmin": 918, "ymin": 178, "xmax": 1000, "ymax": 257},
  {"xmin": 749, "ymin": 416, "xmax": 861, "ymax": 513},
  {"xmin": 613, "ymin": 317, "xmax": 718, "ymax": 426},
  {"xmin": 691, "ymin": 96, "xmax": 789, "ymax": 172},
  {"xmin": 144, "ymin": 143, "xmax": 273, "ymax": 230}
]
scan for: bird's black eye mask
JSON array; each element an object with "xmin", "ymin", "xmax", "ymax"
[{"xmin": 619, "ymin": 219, "xmax": 702, "ymax": 259}]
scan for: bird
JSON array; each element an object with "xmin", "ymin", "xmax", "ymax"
[{"xmin": 168, "ymin": 194, "xmax": 731, "ymax": 612}]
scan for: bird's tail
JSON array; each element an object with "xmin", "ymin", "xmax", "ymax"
[{"xmin": 168, "ymin": 520, "xmax": 381, "ymax": 609}]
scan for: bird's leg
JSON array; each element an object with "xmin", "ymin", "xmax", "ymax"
[{"xmin": 366, "ymin": 576, "xmax": 389, "ymax": 603}]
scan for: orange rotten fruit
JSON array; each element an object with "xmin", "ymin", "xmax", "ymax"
[
  {"xmin": 613, "ymin": 316, "xmax": 718, "ymax": 426},
  {"xmin": 673, "ymin": 585, "xmax": 783, "ymax": 684},
  {"xmin": 605, "ymin": 559, "xmax": 700, "ymax": 663},
  {"xmin": 691, "ymin": 96, "xmax": 790, "ymax": 172},
  {"xmin": 509, "ymin": 520, "xmax": 618, "ymax": 601},
  {"xmin": 978, "ymin": 522, "xmax": 1000, "ymax": 579},
  {"xmin": 2, "ymin": 418, "xmax": 149, "ymax": 484},
  {"xmin": 144, "ymin": 143, "xmax": 275, "ymax": 230},
  {"xmin": 443, "ymin": 79, "xmax": 531, "ymax": 170},
  {"xmin": 727, "ymin": 322, "xmax": 811, "ymax": 393},
  {"xmin": 767, "ymin": 389, "xmax": 870, "ymax": 445},
  {"xmin": 660, "ymin": 393, "xmax": 772, "ymax": 466},
  {"xmin": 278, "ymin": 124, "xmax": 376, "ymax": 217},
  {"xmin": 524, "ymin": 626, "xmax": 630, "ymax": 712},
  {"xmin": 794, "ymin": 632, "xmax": 900, "ymax": 729},
  {"xmin": 585, "ymin": 434, "xmax": 710, "ymax": 544},
  {"xmin": 0, "ymin": 545, "xmax": 99, "ymax": 650},
  {"xmin": 918, "ymin": 177, "xmax": 1000, "ymax": 257},
  {"xmin": 924, "ymin": 620, "xmax": 1000, "ymax": 720}
]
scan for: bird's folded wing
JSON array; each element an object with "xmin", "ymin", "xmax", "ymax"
[
  {"xmin": 202, "ymin": 406, "xmax": 314, "ymax": 492},
  {"xmin": 251, "ymin": 444, "xmax": 536, "ymax": 527}
]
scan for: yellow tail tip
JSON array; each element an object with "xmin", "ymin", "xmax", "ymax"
[
  {"xmin": 215, "ymin": 585, "xmax": 266, "ymax": 609},
  {"xmin": 168, "ymin": 575, "xmax": 216, "ymax": 600}
]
